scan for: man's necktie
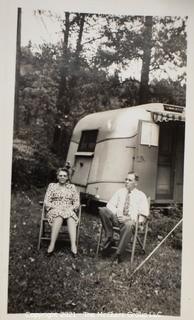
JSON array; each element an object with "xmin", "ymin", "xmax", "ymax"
[{"xmin": 123, "ymin": 191, "xmax": 131, "ymax": 216}]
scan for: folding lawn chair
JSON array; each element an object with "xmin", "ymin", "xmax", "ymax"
[
  {"xmin": 37, "ymin": 201, "xmax": 85, "ymax": 251},
  {"xmin": 96, "ymin": 197, "xmax": 150, "ymax": 264}
]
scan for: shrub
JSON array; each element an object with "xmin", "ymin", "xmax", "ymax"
[
  {"xmin": 149, "ymin": 209, "xmax": 182, "ymax": 250},
  {"xmin": 11, "ymin": 141, "xmax": 62, "ymax": 190}
]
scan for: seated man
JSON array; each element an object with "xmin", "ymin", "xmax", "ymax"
[{"xmin": 99, "ymin": 171, "xmax": 149, "ymax": 263}]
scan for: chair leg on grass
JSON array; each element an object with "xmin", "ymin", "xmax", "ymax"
[
  {"xmin": 96, "ymin": 225, "xmax": 103, "ymax": 257},
  {"xmin": 76, "ymin": 205, "xmax": 82, "ymax": 250},
  {"xmin": 37, "ymin": 210, "xmax": 45, "ymax": 251},
  {"xmin": 143, "ymin": 223, "xmax": 148, "ymax": 250},
  {"xmin": 131, "ymin": 222, "xmax": 138, "ymax": 265}
]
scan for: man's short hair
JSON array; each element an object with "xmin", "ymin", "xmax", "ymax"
[{"xmin": 127, "ymin": 171, "xmax": 139, "ymax": 181}]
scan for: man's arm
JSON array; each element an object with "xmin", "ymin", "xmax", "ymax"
[{"xmin": 106, "ymin": 190, "xmax": 120, "ymax": 215}]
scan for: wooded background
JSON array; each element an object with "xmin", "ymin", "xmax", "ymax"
[{"xmin": 12, "ymin": 10, "xmax": 187, "ymax": 190}]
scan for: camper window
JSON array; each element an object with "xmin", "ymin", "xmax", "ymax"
[
  {"xmin": 140, "ymin": 122, "xmax": 159, "ymax": 147},
  {"xmin": 78, "ymin": 130, "xmax": 98, "ymax": 152}
]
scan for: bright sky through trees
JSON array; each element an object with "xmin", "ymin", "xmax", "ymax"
[{"xmin": 21, "ymin": 8, "xmax": 186, "ymax": 84}]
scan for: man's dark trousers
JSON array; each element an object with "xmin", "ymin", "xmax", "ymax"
[{"xmin": 99, "ymin": 207, "xmax": 135, "ymax": 255}]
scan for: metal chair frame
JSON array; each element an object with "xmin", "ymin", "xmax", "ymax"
[
  {"xmin": 96, "ymin": 197, "xmax": 150, "ymax": 264},
  {"xmin": 37, "ymin": 202, "xmax": 84, "ymax": 250}
]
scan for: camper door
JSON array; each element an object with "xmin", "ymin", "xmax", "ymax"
[
  {"xmin": 134, "ymin": 120, "xmax": 159, "ymax": 200},
  {"xmin": 72, "ymin": 154, "xmax": 93, "ymax": 187},
  {"xmin": 155, "ymin": 122, "xmax": 185, "ymax": 202},
  {"xmin": 71, "ymin": 130, "xmax": 98, "ymax": 189}
]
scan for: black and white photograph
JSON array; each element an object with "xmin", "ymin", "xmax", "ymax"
[{"xmin": 1, "ymin": 0, "xmax": 194, "ymax": 319}]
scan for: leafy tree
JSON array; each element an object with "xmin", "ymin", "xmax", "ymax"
[
  {"xmin": 150, "ymin": 78, "xmax": 186, "ymax": 106},
  {"xmin": 94, "ymin": 15, "xmax": 187, "ymax": 104},
  {"xmin": 18, "ymin": 43, "xmax": 60, "ymax": 145}
]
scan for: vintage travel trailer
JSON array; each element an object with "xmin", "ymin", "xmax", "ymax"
[{"xmin": 66, "ymin": 103, "xmax": 185, "ymax": 205}]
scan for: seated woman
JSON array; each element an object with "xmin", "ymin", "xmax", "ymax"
[{"xmin": 44, "ymin": 167, "xmax": 80, "ymax": 257}]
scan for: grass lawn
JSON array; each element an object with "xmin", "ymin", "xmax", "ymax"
[{"xmin": 8, "ymin": 190, "xmax": 182, "ymax": 315}]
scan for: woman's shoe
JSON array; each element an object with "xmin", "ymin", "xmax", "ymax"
[
  {"xmin": 46, "ymin": 249, "xmax": 54, "ymax": 256},
  {"xmin": 70, "ymin": 251, "xmax": 78, "ymax": 258}
]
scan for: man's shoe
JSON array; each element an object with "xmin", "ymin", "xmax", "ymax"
[
  {"xmin": 111, "ymin": 252, "xmax": 122, "ymax": 265},
  {"xmin": 102, "ymin": 236, "xmax": 113, "ymax": 250}
]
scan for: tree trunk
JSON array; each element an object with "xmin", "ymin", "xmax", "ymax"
[
  {"xmin": 68, "ymin": 13, "xmax": 85, "ymax": 108},
  {"xmin": 53, "ymin": 13, "xmax": 86, "ymax": 159},
  {"xmin": 75, "ymin": 13, "xmax": 85, "ymax": 68},
  {"xmin": 14, "ymin": 7, "xmax": 21, "ymax": 136},
  {"xmin": 56, "ymin": 12, "xmax": 70, "ymax": 119},
  {"xmin": 139, "ymin": 16, "xmax": 153, "ymax": 105}
]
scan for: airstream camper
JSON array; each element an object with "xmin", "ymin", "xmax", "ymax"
[{"xmin": 66, "ymin": 103, "xmax": 185, "ymax": 205}]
